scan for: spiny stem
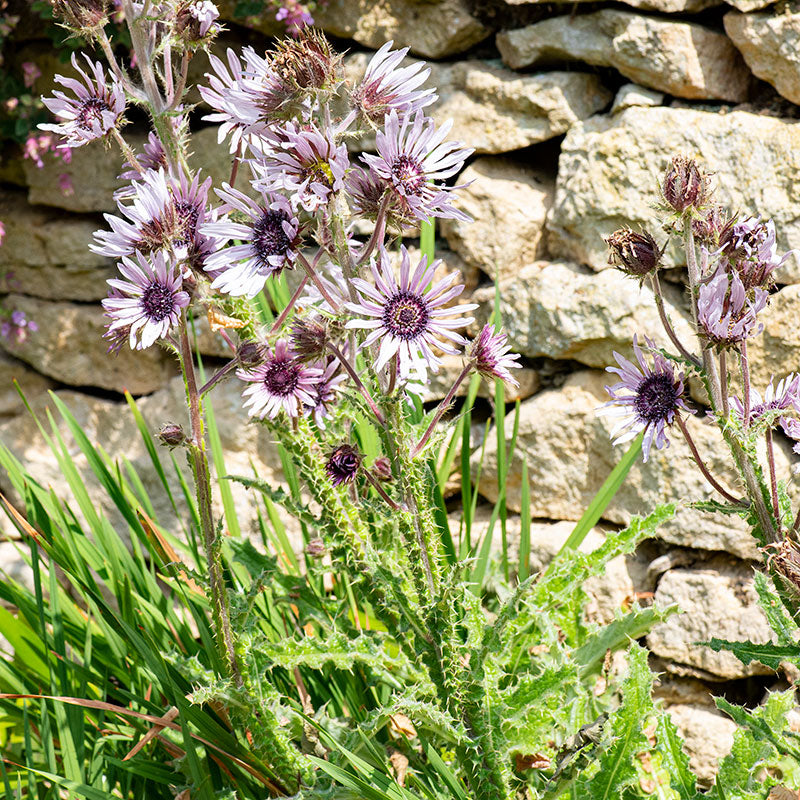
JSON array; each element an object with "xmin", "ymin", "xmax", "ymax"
[
  {"xmin": 168, "ymin": 51, "xmax": 191, "ymax": 110},
  {"xmin": 650, "ymin": 271, "xmax": 699, "ymax": 367},
  {"xmin": 364, "ymin": 470, "xmax": 403, "ymax": 511},
  {"xmin": 270, "ymin": 274, "xmax": 310, "ymax": 334},
  {"xmin": 741, "ymin": 340, "xmax": 751, "ymax": 430},
  {"xmin": 766, "ymin": 427, "xmax": 782, "ymax": 534},
  {"xmin": 357, "ymin": 194, "xmax": 390, "ymax": 266},
  {"xmin": 676, "ymin": 415, "xmax": 743, "ymax": 506},
  {"xmin": 326, "ymin": 342, "xmax": 385, "ymax": 424},
  {"xmin": 229, "ymin": 141, "xmax": 242, "ymax": 188},
  {"xmin": 112, "ymin": 129, "xmax": 145, "ymax": 176},
  {"xmin": 412, "ymin": 363, "xmax": 472, "ymax": 458},
  {"xmin": 720, "ymin": 351, "xmax": 729, "ymax": 418}
]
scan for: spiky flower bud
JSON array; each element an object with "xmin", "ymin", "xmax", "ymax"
[
  {"xmin": 662, "ymin": 156, "xmax": 712, "ymax": 215},
  {"xmin": 271, "ymin": 29, "xmax": 341, "ymax": 95},
  {"xmin": 52, "ymin": 0, "xmax": 108, "ymax": 32},
  {"xmin": 692, "ymin": 205, "xmax": 733, "ymax": 247},
  {"xmin": 236, "ymin": 340, "xmax": 267, "ymax": 368},
  {"xmin": 305, "ymin": 537, "xmax": 326, "ymax": 558},
  {"xmin": 372, "ymin": 456, "xmax": 392, "ymax": 482},
  {"xmin": 158, "ymin": 422, "xmax": 187, "ymax": 448},
  {"xmin": 325, "ymin": 444, "xmax": 361, "ymax": 486},
  {"xmin": 290, "ymin": 317, "xmax": 329, "ymax": 362},
  {"xmin": 605, "ymin": 228, "xmax": 661, "ymax": 277}
]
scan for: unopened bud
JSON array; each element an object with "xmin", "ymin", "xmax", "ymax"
[
  {"xmin": 52, "ymin": 0, "xmax": 108, "ymax": 31},
  {"xmin": 158, "ymin": 422, "xmax": 187, "ymax": 448},
  {"xmin": 236, "ymin": 340, "xmax": 267, "ymax": 369},
  {"xmin": 662, "ymin": 156, "xmax": 712, "ymax": 215},
  {"xmin": 372, "ymin": 456, "xmax": 392, "ymax": 482},
  {"xmin": 605, "ymin": 228, "xmax": 661, "ymax": 277},
  {"xmin": 305, "ymin": 537, "xmax": 326, "ymax": 558},
  {"xmin": 325, "ymin": 444, "xmax": 361, "ymax": 487},
  {"xmin": 271, "ymin": 29, "xmax": 341, "ymax": 94},
  {"xmin": 290, "ymin": 317, "xmax": 329, "ymax": 362},
  {"xmin": 692, "ymin": 205, "xmax": 733, "ymax": 247}
]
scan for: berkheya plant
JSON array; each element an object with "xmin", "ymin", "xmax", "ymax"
[
  {"xmin": 16, "ymin": 1, "xmax": 778, "ymax": 797},
  {"xmin": 601, "ymin": 156, "xmax": 800, "ymax": 797}
]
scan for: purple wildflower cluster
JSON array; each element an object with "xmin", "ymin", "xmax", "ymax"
[{"xmin": 602, "ymin": 155, "xmax": 800, "ymax": 559}]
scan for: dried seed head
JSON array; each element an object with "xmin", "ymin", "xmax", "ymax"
[
  {"xmin": 662, "ymin": 156, "xmax": 712, "ymax": 215},
  {"xmin": 692, "ymin": 205, "xmax": 734, "ymax": 247},
  {"xmin": 605, "ymin": 228, "xmax": 661, "ymax": 278},
  {"xmin": 271, "ymin": 29, "xmax": 341, "ymax": 95},
  {"xmin": 290, "ymin": 317, "xmax": 329, "ymax": 362}
]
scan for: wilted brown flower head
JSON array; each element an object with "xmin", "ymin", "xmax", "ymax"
[
  {"xmin": 662, "ymin": 156, "xmax": 712, "ymax": 215},
  {"xmin": 158, "ymin": 422, "xmax": 187, "ymax": 448},
  {"xmin": 290, "ymin": 316, "xmax": 329, "ymax": 362},
  {"xmin": 605, "ymin": 228, "xmax": 661, "ymax": 277}
]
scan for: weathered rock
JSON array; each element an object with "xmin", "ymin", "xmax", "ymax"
[
  {"xmin": 548, "ymin": 106, "xmax": 800, "ymax": 283},
  {"xmin": 345, "ymin": 54, "xmax": 612, "ymax": 154},
  {"xmin": 611, "ymin": 83, "xmax": 664, "ymax": 114},
  {"xmin": 724, "ymin": 9, "xmax": 800, "ymax": 105},
  {"xmin": 0, "ymin": 352, "xmax": 54, "ymax": 417},
  {"xmin": 0, "ymin": 294, "xmax": 177, "ymax": 395},
  {"xmin": 723, "ymin": 0, "xmax": 773, "ymax": 11},
  {"xmin": 312, "ymin": 0, "xmax": 490, "ymax": 59},
  {"xmin": 502, "ymin": 0, "xmax": 720, "ymax": 14},
  {"xmin": 189, "ymin": 125, "xmax": 258, "ymax": 202},
  {"xmin": 647, "ymin": 557, "xmax": 773, "ymax": 678},
  {"xmin": 473, "ymin": 370, "xmax": 795, "ymax": 559},
  {"xmin": 664, "ymin": 704, "xmax": 736, "ymax": 782},
  {"xmin": 496, "ymin": 11, "xmax": 751, "ymax": 102},
  {"xmin": 470, "ymin": 262, "xmax": 695, "ymax": 368},
  {"xmin": 0, "ymin": 188, "xmax": 113, "ymax": 301},
  {"xmin": 423, "ymin": 354, "xmax": 540, "ymax": 404},
  {"xmin": 0, "ymin": 375, "xmax": 295, "ymax": 550},
  {"xmin": 747, "ymin": 284, "xmax": 800, "ymax": 389},
  {"xmin": 441, "ymin": 158, "xmax": 554, "ymax": 280}
]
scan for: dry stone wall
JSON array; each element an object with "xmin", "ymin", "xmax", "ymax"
[{"xmin": 3, "ymin": 0, "xmax": 800, "ymax": 778}]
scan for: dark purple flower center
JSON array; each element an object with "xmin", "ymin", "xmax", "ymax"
[
  {"xmin": 325, "ymin": 444, "xmax": 361, "ymax": 486},
  {"xmin": 634, "ymin": 373, "xmax": 679, "ymax": 423},
  {"xmin": 390, "ymin": 155, "xmax": 426, "ymax": 195},
  {"xmin": 173, "ymin": 200, "xmax": 200, "ymax": 246},
  {"xmin": 263, "ymin": 356, "xmax": 301, "ymax": 397},
  {"xmin": 77, "ymin": 97, "xmax": 111, "ymax": 131},
  {"xmin": 141, "ymin": 282, "xmax": 175, "ymax": 322},
  {"xmin": 382, "ymin": 291, "xmax": 429, "ymax": 340},
  {"xmin": 253, "ymin": 209, "xmax": 292, "ymax": 267}
]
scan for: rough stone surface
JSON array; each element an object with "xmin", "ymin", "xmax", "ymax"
[
  {"xmin": 723, "ymin": 0, "xmax": 773, "ymax": 11},
  {"xmin": 312, "ymin": 0, "xmax": 490, "ymax": 59},
  {"xmin": 548, "ymin": 106, "xmax": 800, "ymax": 283},
  {"xmin": 502, "ymin": 0, "xmax": 720, "ymax": 13},
  {"xmin": 469, "ymin": 261, "xmax": 695, "ymax": 368},
  {"xmin": 647, "ymin": 557, "xmax": 773, "ymax": 678},
  {"xmin": 724, "ymin": 9, "xmax": 800, "ymax": 105},
  {"xmin": 0, "ymin": 352, "xmax": 54, "ymax": 417},
  {"xmin": 0, "ymin": 376, "xmax": 294, "ymax": 550},
  {"xmin": 423, "ymin": 354, "xmax": 540, "ymax": 404},
  {"xmin": 440, "ymin": 158, "xmax": 554, "ymax": 280},
  {"xmin": 0, "ymin": 189, "xmax": 113, "ymax": 301},
  {"xmin": 0, "ymin": 294, "xmax": 177, "ymax": 395},
  {"xmin": 611, "ymin": 83, "xmax": 665, "ymax": 113},
  {"xmin": 747, "ymin": 284, "xmax": 800, "ymax": 389},
  {"xmin": 473, "ymin": 370, "xmax": 794, "ymax": 559},
  {"xmin": 496, "ymin": 11, "xmax": 751, "ymax": 102},
  {"xmin": 345, "ymin": 54, "xmax": 612, "ymax": 154},
  {"xmin": 664, "ymin": 704, "xmax": 736, "ymax": 781}
]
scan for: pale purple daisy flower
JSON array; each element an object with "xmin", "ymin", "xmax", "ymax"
[
  {"xmin": 201, "ymin": 185, "xmax": 301, "ymax": 297},
  {"xmin": 305, "ymin": 358, "xmax": 346, "ymax": 428},
  {"xmin": 237, "ymin": 340, "xmax": 321, "ymax": 419},
  {"xmin": 346, "ymin": 245, "xmax": 477, "ymax": 378},
  {"xmin": 469, "ymin": 324, "xmax": 522, "ymax": 387},
  {"xmin": 362, "ymin": 110, "xmax": 472, "ymax": 223},
  {"xmin": 781, "ymin": 417, "xmax": 800, "ymax": 455},
  {"xmin": 720, "ymin": 216, "xmax": 794, "ymax": 289},
  {"xmin": 92, "ymin": 168, "xmax": 212, "ymax": 261},
  {"xmin": 599, "ymin": 335, "xmax": 690, "ymax": 462},
  {"xmin": 176, "ymin": 0, "xmax": 219, "ymax": 40},
  {"xmin": 732, "ymin": 374, "xmax": 800, "ymax": 424},
  {"xmin": 102, "ymin": 250, "xmax": 189, "ymax": 350},
  {"xmin": 40, "ymin": 53, "xmax": 125, "ymax": 148},
  {"xmin": 697, "ymin": 269, "xmax": 768, "ymax": 348},
  {"xmin": 199, "ymin": 49, "xmax": 263, "ymax": 154},
  {"xmin": 252, "ymin": 120, "xmax": 349, "ymax": 212},
  {"xmin": 350, "ymin": 41, "xmax": 436, "ymax": 126}
]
